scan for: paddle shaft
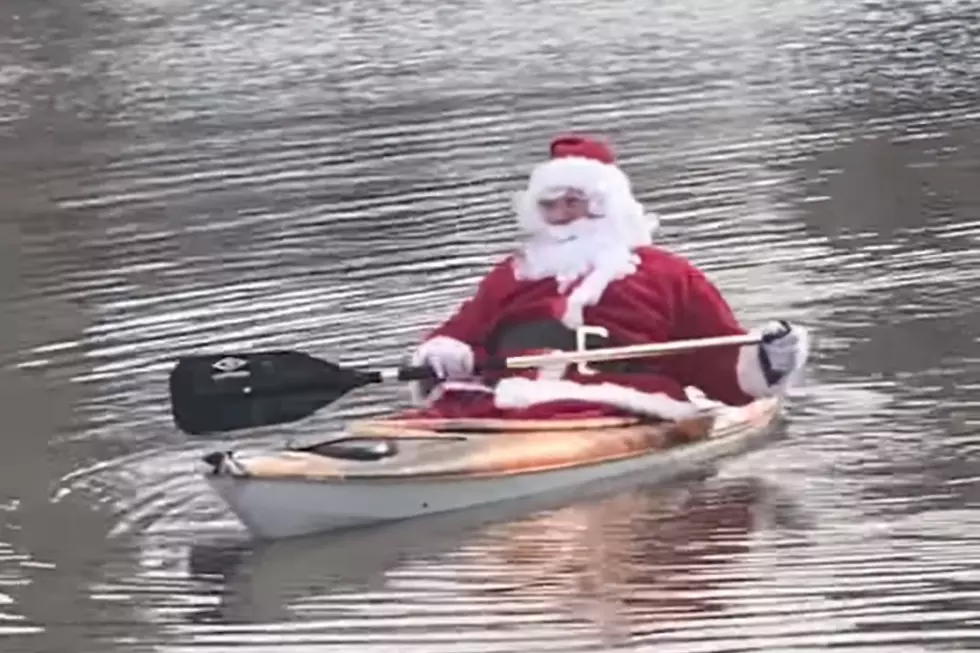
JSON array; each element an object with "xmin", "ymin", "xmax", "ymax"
[
  {"xmin": 502, "ymin": 332, "xmax": 763, "ymax": 369},
  {"xmin": 167, "ymin": 333, "xmax": 765, "ymax": 435},
  {"xmin": 372, "ymin": 333, "xmax": 764, "ymax": 381}
]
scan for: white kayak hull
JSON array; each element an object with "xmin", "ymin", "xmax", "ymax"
[{"xmin": 203, "ymin": 397, "xmax": 782, "ymax": 540}]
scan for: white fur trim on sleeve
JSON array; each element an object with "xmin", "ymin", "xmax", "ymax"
[
  {"xmin": 735, "ymin": 327, "xmax": 811, "ymax": 398},
  {"xmin": 408, "ymin": 376, "xmax": 433, "ymax": 406},
  {"xmin": 407, "ymin": 336, "xmax": 476, "ymax": 405},
  {"xmin": 409, "ymin": 379, "xmax": 494, "ymax": 407},
  {"xmin": 735, "ymin": 344, "xmax": 773, "ymax": 398}
]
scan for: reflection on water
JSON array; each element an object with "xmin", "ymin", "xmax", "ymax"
[
  {"xmin": 1, "ymin": 0, "xmax": 979, "ymax": 650},
  {"xmin": 152, "ymin": 479, "xmax": 794, "ymax": 650}
]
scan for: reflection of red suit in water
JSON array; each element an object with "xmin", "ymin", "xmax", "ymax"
[
  {"xmin": 403, "ymin": 135, "xmax": 796, "ymax": 421},
  {"xmin": 457, "ymin": 480, "xmax": 775, "ymax": 631}
]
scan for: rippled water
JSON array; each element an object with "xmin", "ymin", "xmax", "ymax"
[{"xmin": 2, "ymin": 0, "xmax": 979, "ymax": 650}]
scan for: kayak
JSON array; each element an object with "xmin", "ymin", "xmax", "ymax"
[{"xmin": 201, "ymin": 391, "xmax": 783, "ymax": 540}]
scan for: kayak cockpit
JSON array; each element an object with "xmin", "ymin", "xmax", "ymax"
[
  {"xmin": 295, "ymin": 437, "xmax": 401, "ymax": 462},
  {"xmin": 201, "ymin": 437, "xmax": 406, "ymax": 476}
]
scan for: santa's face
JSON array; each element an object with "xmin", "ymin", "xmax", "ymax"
[
  {"xmin": 513, "ymin": 155, "xmax": 653, "ymax": 287},
  {"xmin": 537, "ymin": 188, "xmax": 596, "ymax": 226}
]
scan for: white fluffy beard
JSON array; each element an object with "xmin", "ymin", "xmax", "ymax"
[
  {"xmin": 513, "ymin": 217, "xmax": 640, "ymax": 327},
  {"xmin": 514, "ymin": 218, "xmax": 633, "ymax": 290}
]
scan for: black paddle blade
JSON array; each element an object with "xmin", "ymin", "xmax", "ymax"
[{"xmin": 168, "ymin": 351, "xmax": 378, "ymax": 435}]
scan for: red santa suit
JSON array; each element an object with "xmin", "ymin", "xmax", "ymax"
[{"xmin": 402, "ymin": 135, "xmax": 803, "ymax": 421}]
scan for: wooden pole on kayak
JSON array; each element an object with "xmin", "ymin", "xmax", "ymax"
[{"xmin": 504, "ymin": 332, "xmax": 763, "ymax": 369}]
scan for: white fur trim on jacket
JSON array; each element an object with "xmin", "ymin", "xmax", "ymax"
[
  {"xmin": 493, "ymin": 376, "xmax": 706, "ymax": 421},
  {"xmin": 560, "ymin": 247, "xmax": 640, "ymax": 328},
  {"xmin": 735, "ymin": 325, "xmax": 811, "ymax": 398}
]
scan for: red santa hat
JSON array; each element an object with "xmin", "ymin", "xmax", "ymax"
[
  {"xmin": 514, "ymin": 133, "xmax": 656, "ymax": 246},
  {"xmin": 549, "ymin": 133, "xmax": 617, "ymax": 164}
]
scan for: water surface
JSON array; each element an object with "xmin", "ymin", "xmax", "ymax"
[{"xmin": 1, "ymin": 0, "xmax": 979, "ymax": 651}]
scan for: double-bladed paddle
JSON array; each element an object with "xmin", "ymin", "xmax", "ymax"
[{"xmin": 167, "ymin": 333, "xmax": 762, "ymax": 435}]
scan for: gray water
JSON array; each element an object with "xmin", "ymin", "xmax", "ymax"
[{"xmin": 2, "ymin": 0, "xmax": 979, "ymax": 651}]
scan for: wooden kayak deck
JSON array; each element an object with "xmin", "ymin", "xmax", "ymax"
[{"xmin": 225, "ymin": 405, "xmax": 773, "ymax": 482}]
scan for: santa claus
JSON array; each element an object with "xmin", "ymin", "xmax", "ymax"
[{"xmin": 404, "ymin": 134, "xmax": 810, "ymax": 421}]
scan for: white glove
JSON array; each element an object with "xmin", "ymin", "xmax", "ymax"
[
  {"xmin": 758, "ymin": 320, "xmax": 810, "ymax": 386},
  {"xmin": 410, "ymin": 336, "xmax": 475, "ymax": 380}
]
